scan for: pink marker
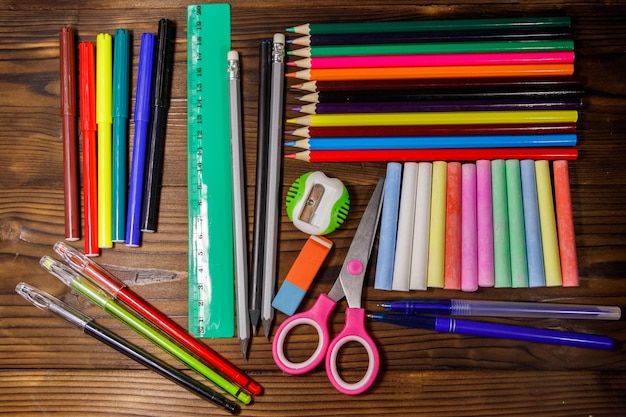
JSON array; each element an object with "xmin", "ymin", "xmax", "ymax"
[
  {"xmin": 462, "ymin": 163, "xmax": 479, "ymax": 292},
  {"xmin": 476, "ymin": 160, "xmax": 494, "ymax": 287}
]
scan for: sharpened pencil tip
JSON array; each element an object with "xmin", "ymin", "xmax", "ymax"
[
  {"xmin": 240, "ymin": 338, "xmax": 249, "ymax": 360},
  {"xmin": 285, "ymin": 72, "xmax": 296, "ymax": 78},
  {"xmin": 285, "ymin": 153, "xmax": 297, "ymax": 159},
  {"xmin": 262, "ymin": 319, "xmax": 272, "ymax": 340}
]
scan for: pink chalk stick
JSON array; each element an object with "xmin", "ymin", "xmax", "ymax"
[
  {"xmin": 462, "ymin": 163, "xmax": 479, "ymax": 292},
  {"xmin": 476, "ymin": 160, "xmax": 495, "ymax": 287},
  {"xmin": 444, "ymin": 162, "xmax": 462, "ymax": 290}
]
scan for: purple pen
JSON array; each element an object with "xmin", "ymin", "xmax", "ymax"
[
  {"xmin": 367, "ymin": 313, "xmax": 615, "ymax": 350},
  {"xmin": 378, "ymin": 299, "xmax": 621, "ymax": 320},
  {"xmin": 126, "ymin": 33, "xmax": 156, "ymax": 246}
]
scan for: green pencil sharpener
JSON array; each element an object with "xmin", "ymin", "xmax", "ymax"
[{"xmin": 286, "ymin": 171, "xmax": 350, "ymax": 235}]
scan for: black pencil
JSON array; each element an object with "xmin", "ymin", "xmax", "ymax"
[
  {"xmin": 289, "ymin": 26, "xmax": 574, "ymax": 47},
  {"xmin": 249, "ymin": 39, "xmax": 271, "ymax": 335}
]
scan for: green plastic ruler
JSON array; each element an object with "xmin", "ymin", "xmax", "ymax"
[{"xmin": 186, "ymin": 4, "xmax": 234, "ymax": 338}]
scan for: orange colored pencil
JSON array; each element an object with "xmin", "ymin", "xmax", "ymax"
[{"xmin": 286, "ymin": 63, "xmax": 573, "ymax": 81}]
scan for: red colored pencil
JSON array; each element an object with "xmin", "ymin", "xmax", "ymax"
[
  {"xmin": 285, "ymin": 147, "xmax": 578, "ymax": 163},
  {"xmin": 287, "ymin": 123, "xmax": 578, "ymax": 138},
  {"xmin": 79, "ymin": 42, "xmax": 98, "ymax": 256}
]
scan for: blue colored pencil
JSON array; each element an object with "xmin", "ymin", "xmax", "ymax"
[{"xmin": 286, "ymin": 134, "xmax": 577, "ymax": 151}]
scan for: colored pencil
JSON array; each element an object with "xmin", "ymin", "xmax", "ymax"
[
  {"xmin": 286, "ymin": 147, "xmax": 578, "ymax": 163},
  {"xmin": 59, "ymin": 27, "xmax": 80, "ymax": 242},
  {"xmin": 288, "ymin": 40, "xmax": 574, "ymax": 58},
  {"xmin": 444, "ymin": 162, "xmax": 462, "ymax": 290},
  {"xmin": 286, "ymin": 134, "xmax": 577, "ymax": 150},
  {"xmin": 291, "ymin": 77, "xmax": 583, "ymax": 93},
  {"xmin": 287, "ymin": 110, "xmax": 579, "ymax": 127},
  {"xmin": 553, "ymin": 160, "xmax": 579, "ymax": 287},
  {"xmin": 286, "ymin": 63, "xmax": 574, "ymax": 81},
  {"xmin": 294, "ymin": 98, "xmax": 582, "ymax": 114},
  {"xmin": 79, "ymin": 42, "xmax": 98, "ymax": 256},
  {"xmin": 288, "ymin": 51, "xmax": 574, "ymax": 69},
  {"xmin": 290, "ymin": 26, "xmax": 574, "ymax": 46},
  {"xmin": 286, "ymin": 17, "xmax": 571, "ymax": 35},
  {"xmin": 288, "ymin": 123, "xmax": 578, "ymax": 138}
]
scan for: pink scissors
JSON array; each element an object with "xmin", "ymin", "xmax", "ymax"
[{"xmin": 272, "ymin": 179, "xmax": 384, "ymax": 395}]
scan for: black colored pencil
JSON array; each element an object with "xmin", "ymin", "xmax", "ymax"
[{"xmin": 289, "ymin": 26, "xmax": 574, "ymax": 47}]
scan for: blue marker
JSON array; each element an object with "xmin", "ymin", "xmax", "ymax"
[{"xmin": 126, "ymin": 33, "xmax": 155, "ymax": 247}]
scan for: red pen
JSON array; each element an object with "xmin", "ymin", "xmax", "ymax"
[
  {"xmin": 79, "ymin": 43, "xmax": 98, "ymax": 256},
  {"xmin": 53, "ymin": 241, "xmax": 263, "ymax": 396},
  {"xmin": 59, "ymin": 27, "xmax": 80, "ymax": 241}
]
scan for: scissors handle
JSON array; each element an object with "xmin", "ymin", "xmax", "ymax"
[
  {"xmin": 272, "ymin": 294, "xmax": 337, "ymax": 375},
  {"xmin": 325, "ymin": 308, "xmax": 380, "ymax": 395}
]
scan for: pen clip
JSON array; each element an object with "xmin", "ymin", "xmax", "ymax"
[{"xmin": 15, "ymin": 282, "xmax": 91, "ymax": 329}]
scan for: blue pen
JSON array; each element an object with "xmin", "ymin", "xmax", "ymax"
[
  {"xmin": 368, "ymin": 312, "xmax": 616, "ymax": 350},
  {"xmin": 378, "ymin": 299, "xmax": 622, "ymax": 320},
  {"xmin": 112, "ymin": 28, "xmax": 131, "ymax": 243},
  {"xmin": 126, "ymin": 33, "xmax": 155, "ymax": 246},
  {"xmin": 285, "ymin": 134, "xmax": 578, "ymax": 151}
]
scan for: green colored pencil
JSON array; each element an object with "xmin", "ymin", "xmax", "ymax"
[
  {"xmin": 287, "ymin": 17, "xmax": 571, "ymax": 35},
  {"xmin": 288, "ymin": 39, "xmax": 574, "ymax": 58}
]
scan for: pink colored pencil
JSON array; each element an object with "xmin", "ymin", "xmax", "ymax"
[
  {"xmin": 476, "ymin": 160, "xmax": 494, "ymax": 287},
  {"xmin": 553, "ymin": 160, "xmax": 579, "ymax": 287},
  {"xmin": 288, "ymin": 51, "xmax": 575, "ymax": 69},
  {"xmin": 461, "ymin": 163, "xmax": 479, "ymax": 292},
  {"xmin": 444, "ymin": 162, "xmax": 462, "ymax": 290}
]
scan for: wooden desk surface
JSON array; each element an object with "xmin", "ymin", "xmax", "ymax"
[{"xmin": 1, "ymin": 1, "xmax": 625, "ymax": 415}]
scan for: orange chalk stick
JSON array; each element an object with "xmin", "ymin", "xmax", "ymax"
[
  {"xmin": 444, "ymin": 162, "xmax": 462, "ymax": 290},
  {"xmin": 553, "ymin": 160, "xmax": 579, "ymax": 287}
]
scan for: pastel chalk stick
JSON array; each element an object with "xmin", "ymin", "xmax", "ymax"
[
  {"xmin": 520, "ymin": 159, "xmax": 546, "ymax": 287},
  {"xmin": 553, "ymin": 160, "xmax": 579, "ymax": 287},
  {"xmin": 374, "ymin": 162, "xmax": 402, "ymax": 290},
  {"xmin": 476, "ymin": 160, "xmax": 494, "ymax": 288},
  {"xmin": 461, "ymin": 163, "xmax": 478, "ymax": 292}
]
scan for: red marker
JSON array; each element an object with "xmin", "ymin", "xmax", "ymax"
[
  {"xmin": 53, "ymin": 241, "xmax": 263, "ymax": 396},
  {"xmin": 79, "ymin": 42, "xmax": 98, "ymax": 256}
]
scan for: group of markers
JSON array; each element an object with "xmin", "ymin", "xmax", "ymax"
[
  {"xmin": 281, "ymin": 16, "xmax": 581, "ymax": 292},
  {"xmin": 59, "ymin": 19, "xmax": 174, "ymax": 256}
]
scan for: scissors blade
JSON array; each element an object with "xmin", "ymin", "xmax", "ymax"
[{"xmin": 339, "ymin": 179, "xmax": 384, "ymax": 308}]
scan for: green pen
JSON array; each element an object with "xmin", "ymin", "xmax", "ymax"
[
  {"xmin": 40, "ymin": 256, "xmax": 252, "ymax": 405},
  {"xmin": 112, "ymin": 28, "xmax": 131, "ymax": 242}
]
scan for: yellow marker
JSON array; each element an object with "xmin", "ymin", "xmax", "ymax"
[
  {"xmin": 96, "ymin": 33, "xmax": 113, "ymax": 248},
  {"xmin": 287, "ymin": 110, "xmax": 578, "ymax": 127},
  {"xmin": 535, "ymin": 160, "xmax": 562, "ymax": 286},
  {"xmin": 427, "ymin": 161, "xmax": 447, "ymax": 288}
]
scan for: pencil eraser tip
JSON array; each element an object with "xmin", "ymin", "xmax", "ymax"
[
  {"xmin": 227, "ymin": 50, "xmax": 239, "ymax": 60},
  {"xmin": 273, "ymin": 33, "xmax": 285, "ymax": 44},
  {"xmin": 272, "ymin": 281, "xmax": 306, "ymax": 316}
]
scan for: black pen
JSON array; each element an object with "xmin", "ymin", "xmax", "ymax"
[
  {"xmin": 15, "ymin": 282, "xmax": 240, "ymax": 414},
  {"xmin": 142, "ymin": 18, "xmax": 175, "ymax": 232}
]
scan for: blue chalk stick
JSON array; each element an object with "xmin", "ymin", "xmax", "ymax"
[
  {"xmin": 272, "ymin": 281, "xmax": 307, "ymax": 316},
  {"xmin": 520, "ymin": 159, "xmax": 546, "ymax": 287},
  {"xmin": 374, "ymin": 162, "xmax": 402, "ymax": 290}
]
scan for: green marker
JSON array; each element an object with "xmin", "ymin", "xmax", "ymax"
[{"xmin": 40, "ymin": 256, "xmax": 251, "ymax": 405}]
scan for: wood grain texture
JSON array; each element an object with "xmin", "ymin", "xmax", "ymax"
[{"xmin": 1, "ymin": 1, "xmax": 625, "ymax": 416}]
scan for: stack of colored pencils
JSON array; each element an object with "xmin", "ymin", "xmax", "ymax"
[{"xmin": 284, "ymin": 16, "xmax": 582, "ymax": 162}]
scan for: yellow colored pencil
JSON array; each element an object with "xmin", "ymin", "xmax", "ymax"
[
  {"xmin": 96, "ymin": 33, "xmax": 113, "ymax": 248},
  {"xmin": 427, "ymin": 161, "xmax": 447, "ymax": 288},
  {"xmin": 535, "ymin": 160, "xmax": 562, "ymax": 286},
  {"xmin": 287, "ymin": 110, "xmax": 578, "ymax": 127}
]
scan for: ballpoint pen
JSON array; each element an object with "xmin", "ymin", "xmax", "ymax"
[
  {"xmin": 79, "ymin": 41, "xmax": 98, "ymax": 256},
  {"xmin": 228, "ymin": 50, "xmax": 250, "ymax": 358},
  {"xmin": 261, "ymin": 33, "xmax": 286, "ymax": 339},
  {"xmin": 112, "ymin": 28, "xmax": 131, "ymax": 242},
  {"xmin": 96, "ymin": 33, "xmax": 113, "ymax": 248},
  {"xmin": 59, "ymin": 26, "xmax": 80, "ymax": 242},
  {"xmin": 141, "ymin": 19, "xmax": 175, "ymax": 232},
  {"xmin": 53, "ymin": 241, "xmax": 262, "ymax": 396},
  {"xmin": 15, "ymin": 282, "xmax": 240, "ymax": 415},
  {"xmin": 378, "ymin": 298, "xmax": 622, "ymax": 320},
  {"xmin": 368, "ymin": 312, "xmax": 615, "ymax": 350},
  {"xmin": 40, "ymin": 255, "xmax": 252, "ymax": 405}
]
